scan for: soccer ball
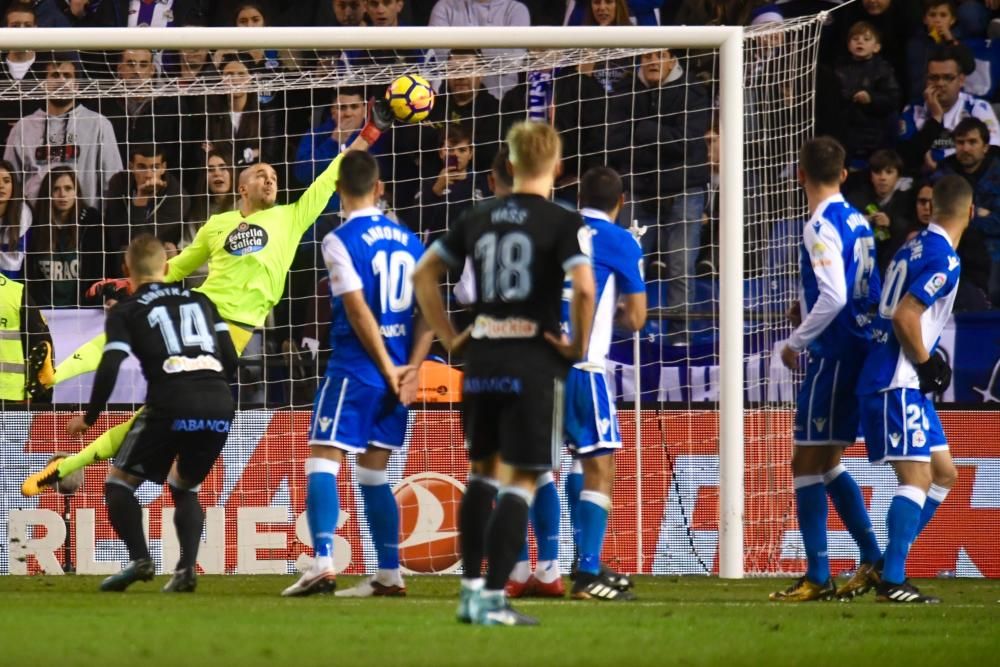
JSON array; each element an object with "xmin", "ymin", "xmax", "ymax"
[{"xmin": 385, "ymin": 74, "xmax": 435, "ymax": 123}]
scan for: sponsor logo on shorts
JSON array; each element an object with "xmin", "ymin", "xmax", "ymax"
[
  {"xmin": 226, "ymin": 222, "xmax": 268, "ymax": 256},
  {"xmin": 318, "ymin": 416, "xmax": 332, "ymax": 433},
  {"xmin": 812, "ymin": 417, "xmax": 827, "ymax": 433},
  {"xmin": 171, "ymin": 418, "xmax": 231, "ymax": 433},
  {"xmin": 599, "ymin": 418, "xmax": 611, "ymax": 435},
  {"xmin": 463, "ymin": 376, "xmax": 523, "ymax": 394},
  {"xmin": 163, "ymin": 355, "xmax": 224, "ymax": 374},
  {"xmin": 471, "ymin": 315, "xmax": 538, "ymax": 340},
  {"xmin": 889, "ymin": 432, "xmax": 902, "ymax": 447},
  {"xmin": 924, "ymin": 272, "xmax": 947, "ymax": 297}
]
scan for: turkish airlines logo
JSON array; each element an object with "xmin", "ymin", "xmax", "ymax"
[{"xmin": 393, "ymin": 472, "xmax": 464, "ymax": 574}]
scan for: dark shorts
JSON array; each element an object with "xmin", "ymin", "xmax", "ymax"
[
  {"xmin": 114, "ymin": 403, "xmax": 233, "ymax": 485},
  {"xmin": 462, "ymin": 345, "xmax": 568, "ymax": 471}
]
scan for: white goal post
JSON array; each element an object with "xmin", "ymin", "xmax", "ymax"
[{"xmin": 0, "ymin": 25, "xmax": 747, "ymax": 577}]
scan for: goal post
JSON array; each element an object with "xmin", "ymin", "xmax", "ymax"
[{"xmin": 0, "ymin": 19, "xmax": 832, "ymax": 579}]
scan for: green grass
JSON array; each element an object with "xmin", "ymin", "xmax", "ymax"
[{"xmin": 0, "ymin": 576, "xmax": 997, "ymax": 667}]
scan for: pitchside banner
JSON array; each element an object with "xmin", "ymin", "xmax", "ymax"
[{"xmin": 2, "ymin": 410, "xmax": 998, "ymax": 578}]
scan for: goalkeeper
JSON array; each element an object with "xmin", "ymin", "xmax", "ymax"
[{"xmin": 21, "ymin": 100, "xmax": 394, "ymax": 496}]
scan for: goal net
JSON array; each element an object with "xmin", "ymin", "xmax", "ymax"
[{"xmin": 2, "ymin": 18, "xmax": 826, "ymax": 578}]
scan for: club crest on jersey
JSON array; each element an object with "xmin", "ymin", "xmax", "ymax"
[
  {"xmin": 924, "ymin": 272, "xmax": 947, "ymax": 297},
  {"xmin": 226, "ymin": 222, "xmax": 268, "ymax": 256}
]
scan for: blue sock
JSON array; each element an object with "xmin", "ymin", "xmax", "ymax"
[
  {"xmin": 357, "ymin": 466, "xmax": 400, "ymax": 570},
  {"xmin": 306, "ymin": 457, "xmax": 340, "ymax": 562},
  {"xmin": 917, "ymin": 483, "xmax": 949, "ymax": 535},
  {"xmin": 824, "ymin": 465, "xmax": 881, "ymax": 564},
  {"xmin": 794, "ymin": 476, "xmax": 829, "ymax": 584},
  {"xmin": 577, "ymin": 490, "xmax": 610, "ymax": 576},
  {"xmin": 883, "ymin": 486, "xmax": 926, "ymax": 585},
  {"xmin": 565, "ymin": 467, "xmax": 583, "ymax": 552},
  {"xmin": 532, "ymin": 477, "xmax": 560, "ymax": 563}
]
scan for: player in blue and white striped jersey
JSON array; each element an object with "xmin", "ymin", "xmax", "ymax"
[
  {"xmin": 771, "ymin": 137, "xmax": 884, "ymax": 603},
  {"xmin": 281, "ymin": 150, "xmax": 433, "ymax": 599},
  {"xmin": 856, "ymin": 175, "xmax": 972, "ymax": 604}
]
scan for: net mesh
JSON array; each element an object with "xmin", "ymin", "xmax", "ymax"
[{"xmin": 8, "ymin": 15, "xmax": 986, "ymax": 579}]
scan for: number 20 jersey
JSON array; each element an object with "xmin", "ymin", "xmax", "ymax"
[{"xmin": 322, "ymin": 207, "xmax": 424, "ymax": 389}]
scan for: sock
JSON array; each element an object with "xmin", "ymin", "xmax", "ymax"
[
  {"xmin": 794, "ymin": 475, "xmax": 829, "ymax": 584},
  {"xmin": 577, "ymin": 490, "xmax": 611, "ymax": 576},
  {"xmin": 566, "ymin": 463, "xmax": 584, "ymax": 551},
  {"xmin": 459, "ymin": 475, "xmax": 498, "ymax": 580},
  {"xmin": 305, "ymin": 457, "xmax": 340, "ymax": 571},
  {"xmin": 532, "ymin": 472, "xmax": 560, "ymax": 565},
  {"xmin": 917, "ymin": 483, "xmax": 949, "ymax": 535},
  {"xmin": 169, "ymin": 483, "xmax": 204, "ymax": 570},
  {"xmin": 883, "ymin": 486, "xmax": 926, "ymax": 585},
  {"xmin": 824, "ymin": 464, "xmax": 881, "ymax": 564},
  {"xmin": 57, "ymin": 413, "xmax": 138, "ymax": 478},
  {"xmin": 509, "ymin": 559, "xmax": 531, "ymax": 583},
  {"xmin": 356, "ymin": 466, "xmax": 400, "ymax": 571},
  {"xmin": 54, "ymin": 333, "xmax": 105, "ymax": 384},
  {"xmin": 104, "ymin": 480, "xmax": 149, "ymax": 561},
  {"xmin": 484, "ymin": 487, "xmax": 532, "ymax": 591}
]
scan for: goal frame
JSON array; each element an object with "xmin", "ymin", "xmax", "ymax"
[{"xmin": 0, "ymin": 25, "xmax": 746, "ymax": 578}]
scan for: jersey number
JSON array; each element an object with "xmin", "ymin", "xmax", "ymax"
[
  {"xmin": 879, "ymin": 259, "xmax": 908, "ymax": 319},
  {"xmin": 147, "ymin": 304, "xmax": 215, "ymax": 354},
  {"xmin": 474, "ymin": 232, "xmax": 533, "ymax": 302},
  {"xmin": 371, "ymin": 250, "xmax": 415, "ymax": 313},
  {"xmin": 852, "ymin": 236, "xmax": 875, "ymax": 300}
]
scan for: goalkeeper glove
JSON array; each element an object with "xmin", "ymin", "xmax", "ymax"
[
  {"xmin": 915, "ymin": 352, "xmax": 952, "ymax": 394},
  {"xmin": 359, "ymin": 97, "xmax": 394, "ymax": 146},
  {"xmin": 85, "ymin": 278, "xmax": 133, "ymax": 304}
]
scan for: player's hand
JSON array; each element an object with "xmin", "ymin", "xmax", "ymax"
[
  {"xmin": 977, "ymin": 208, "xmax": 991, "ymax": 219},
  {"xmin": 924, "ymin": 85, "xmax": 944, "ymax": 122},
  {"xmin": 359, "ymin": 98, "xmax": 393, "ymax": 146},
  {"xmin": 780, "ymin": 344, "xmax": 800, "ymax": 370},
  {"xmin": 398, "ymin": 365, "xmax": 420, "ymax": 407},
  {"xmin": 870, "ymin": 211, "xmax": 890, "ymax": 229},
  {"xmin": 852, "ymin": 90, "xmax": 871, "ymax": 105},
  {"xmin": 86, "ymin": 277, "xmax": 133, "ymax": 303},
  {"xmin": 915, "ymin": 352, "xmax": 952, "ymax": 394},
  {"xmin": 786, "ymin": 302, "xmax": 802, "ymax": 327},
  {"xmin": 163, "ymin": 241, "xmax": 179, "ymax": 259},
  {"xmin": 66, "ymin": 415, "xmax": 90, "ymax": 436},
  {"xmin": 545, "ymin": 331, "xmax": 584, "ymax": 361}
]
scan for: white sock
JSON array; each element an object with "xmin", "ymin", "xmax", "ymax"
[
  {"xmin": 314, "ymin": 555, "xmax": 333, "ymax": 573},
  {"xmin": 461, "ymin": 577, "xmax": 484, "ymax": 591},
  {"xmin": 509, "ymin": 560, "xmax": 531, "ymax": 583},
  {"xmin": 533, "ymin": 559, "xmax": 560, "ymax": 583},
  {"xmin": 376, "ymin": 568, "xmax": 402, "ymax": 585}
]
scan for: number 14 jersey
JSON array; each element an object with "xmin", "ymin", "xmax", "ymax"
[{"xmin": 322, "ymin": 207, "xmax": 424, "ymax": 389}]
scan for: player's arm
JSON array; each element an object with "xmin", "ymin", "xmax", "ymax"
[
  {"xmin": 164, "ymin": 218, "xmax": 213, "ymax": 283},
  {"xmin": 547, "ymin": 217, "xmax": 596, "ymax": 361},
  {"xmin": 614, "ymin": 232, "xmax": 648, "ymax": 332},
  {"xmin": 782, "ymin": 221, "xmax": 847, "ymax": 367},
  {"xmin": 894, "ymin": 257, "xmax": 960, "ymax": 393},
  {"xmin": 67, "ymin": 308, "xmax": 131, "ymax": 434},
  {"xmin": 453, "ymin": 258, "xmax": 476, "ymax": 306},
  {"xmin": 892, "ymin": 294, "xmax": 930, "ymax": 364}
]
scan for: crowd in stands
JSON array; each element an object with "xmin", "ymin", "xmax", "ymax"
[{"xmin": 0, "ymin": 0, "xmax": 998, "ymax": 360}]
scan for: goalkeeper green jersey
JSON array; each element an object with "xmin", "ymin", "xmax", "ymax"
[{"xmin": 166, "ymin": 153, "xmax": 344, "ymax": 328}]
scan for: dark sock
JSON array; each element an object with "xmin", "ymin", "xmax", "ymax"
[
  {"xmin": 104, "ymin": 481, "xmax": 149, "ymax": 561},
  {"xmin": 169, "ymin": 484, "xmax": 204, "ymax": 570},
  {"xmin": 459, "ymin": 476, "xmax": 498, "ymax": 580},
  {"xmin": 484, "ymin": 489, "xmax": 531, "ymax": 591}
]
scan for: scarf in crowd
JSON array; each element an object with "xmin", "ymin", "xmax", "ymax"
[{"xmin": 527, "ymin": 70, "xmax": 553, "ymax": 122}]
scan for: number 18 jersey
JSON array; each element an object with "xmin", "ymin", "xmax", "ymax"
[{"xmin": 322, "ymin": 207, "xmax": 424, "ymax": 389}]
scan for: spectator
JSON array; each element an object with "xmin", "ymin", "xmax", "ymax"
[
  {"xmin": 955, "ymin": 0, "xmax": 993, "ymax": 38},
  {"xmin": 833, "ymin": 21, "xmax": 901, "ymax": 166},
  {"xmin": 609, "ymin": 49, "xmax": 710, "ymax": 343},
  {"xmin": 415, "ymin": 123, "xmax": 488, "ymax": 243},
  {"xmin": 3, "ymin": 52, "xmax": 123, "ymax": 208},
  {"xmin": 844, "ymin": 149, "xmax": 917, "ymax": 273},
  {"xmin": 671, "ymin": 0, "xmax": 766, "ymax": 26},
  {"xmin": 33, "ymin": 0, "xmax": 98, "ymax": 27},
  {"xmin": 898, "ymin": 45, "xmax": 1000, "ymax": 174},
  {"xmin": 94, "ymin": 0, "xmax": 207, "ymax": 27},
  {"xmin": 24, "ymin": 166, "xmax": 103, "ymax": 307},
  {"xmin": 905, "ymin": 0, "xmax": 965, "ymax": 104},
  {"xmin": 912, "ymin": 179, "xmax": 992, "ymax": 310},
  {"xmin": 428, "ymin": 0, "xmax": 531, "ymax": 100},
  {"xmin": 203, "ymin": 53, "xmax": 282, "ymax": 169},
  {"xmin": 181, "ymin": 151, "xmax": 238, "ymax": 286},
  {"xmin": 100, "ymin": 48, "xmax": 183, "ymax": 168},
  {"xmin": 567, "ymin": 0, "xmax": 665, "ymax": 25},
  {"xmin": 576, "ymin": 0, "xmax": 635, "ymax": 93},
  {"xmin": 168, "ymin": 40, "xmax": 222, "ymax": 194},
  {"xmin": 0, "ymin": 1, "xmax": 43, "ymax": 150},
  {"xmin": 426, "ymin": 49, "xmax": 501, "ymax": 173},
  {"xmin": 934, "ymin": 117, "xmax": 1000, "ymax": 305},
  {"xmin": 341, "ymin": 1, "xmax": 424, "ymax": 67},
  {"xmin": 332, "ymin": 0, "xmax": 366, "ymax": 25},
  {"xmin": 103, "ymin": 144, "xmax": 190, "ymax": 277},
  {"xmin": 0, "ymin": 159, "xmax": 32, "ymax": 280},
  {"xmin": 500, "ymin": 52, "xmax": 608, "ymax": 199}
]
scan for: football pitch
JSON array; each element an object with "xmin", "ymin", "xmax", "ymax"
[{"xmin": 0, "ymin": 576, "xmax": 997, "ymax": 666}]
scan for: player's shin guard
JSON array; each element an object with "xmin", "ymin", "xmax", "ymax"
[
  {"xmin": 916, "ymin": 483, "xmax": 949, "ymax": 535},
  {"xmin": 460, "ymin": 475, "xmax": 499, "ymax": 580},
  {"xmin": 484, "ymin": 486, "xmax": 532, "ymax": 592},
  {"xmin": 54, "ymin": 333, "xmax": 106, "ymax": 385},
  {"xmin": 105, "ymin": 480, "xmax": 149, "ymax": 561},
  {"xmin": 883, "ymin": 486, "xmax": 926, "ymax": 585},
  {"xmin": 532, "ymin": 472, "xmax": 560, "ymax": 567},
  {"xmin": 357, "ymin": 466, "xmax": 400, "ymax": 571},
  {"xmin": 57, "ymin": 414, "xmax": 138, "ymax": 479},
  {"xmin": 824, "ymin": 464, "xmax": 881, "ymax": 564},
  {"xmin": 305, "ymin": 457, "xmax": 341, "ymax": 570},
  {"xmin": 794, "ymin": 475, "xmax": 830, "ymax": 584},
  {"xmin": 168, "ymin": 482, "xmax": 204, "ymax": 570},
  {"xmin": 577, "ymin": 490, "xmax": 611, "ymax": 576},
  {"xmin": 566, "ymin": 462, "xmax": 584, "ymax": 550}
]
